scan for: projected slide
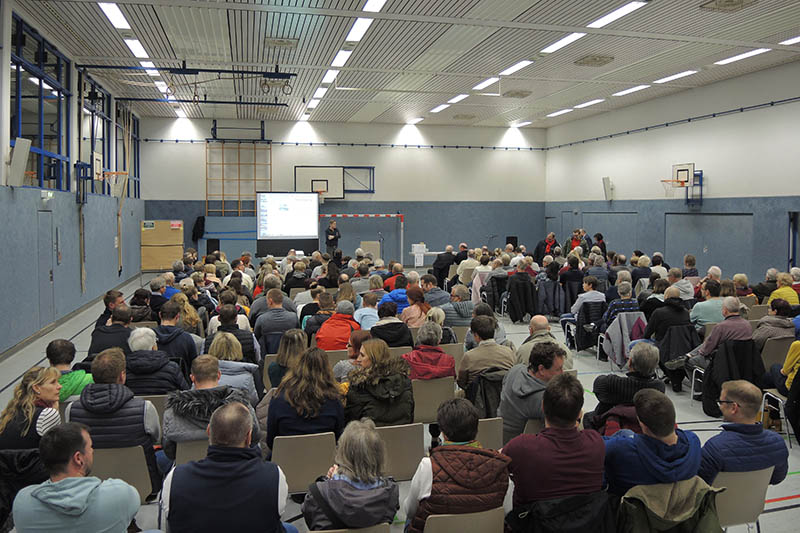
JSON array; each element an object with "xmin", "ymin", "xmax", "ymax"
[{"xmin": 257, "ymin": 192, "xmax": 319, "ymax": 240}]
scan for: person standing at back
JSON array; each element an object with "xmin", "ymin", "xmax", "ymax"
[{"xmin": 325, "ymin": 220, "xmax": 341, "ymax": 256}]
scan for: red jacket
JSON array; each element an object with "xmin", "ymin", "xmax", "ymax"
[
  {"xmin": 402, "ymin": 345, "xmax": 455, "ymax": 380},
  {"xmin": 315, "ymin": 313, "xmax": 361, "ymax": 351},
  {"xmin": 383, "ymin": 274, "xmax": 401, "ymax": 291}
]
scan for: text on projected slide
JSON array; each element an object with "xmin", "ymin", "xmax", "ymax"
[{"xmin": 257, "ymin": 193, "xmax": 319, "ymax": 239}]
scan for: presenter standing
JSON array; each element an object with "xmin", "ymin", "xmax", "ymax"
[{"xmin": 325, "ymin": 220, "xmax": 341, "ymax": 255}]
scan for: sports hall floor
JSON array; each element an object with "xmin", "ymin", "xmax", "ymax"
[{"xmin": 1, "ymin": 273, "xmax": 798, "ymax": 531}]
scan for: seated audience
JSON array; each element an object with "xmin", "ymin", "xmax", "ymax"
[
  {"xmin": 603, "ymin": 389, "xmax": 701, "ymax": 496},
  {"xmin": 424, "ymin": 307, "xmax": 457, "ymax": 344},
  {"xmin": 457, "ymin": 316, "xmax": 516, "ymax": 391},
  {"xmin": 209, "ymin": 291, "xmax": 251, "ymax": 335},
  {"xmin": 698, "ymin": 380, "xmax": 788, "ymax": 485},
  {"xmin": 601, "ymin": 281, "xmax": 639, "ymax": 329},
  {"xmin": 605, "ymin": 269, "xmax": 631, "ymax": 303},
  {"xmin": 95, "ymin": 289, "xmax": 125, "ymax": 329},
  {"xmin": 455, "ymin": 249, "xmax": 480, "ymax": 285},
  {"xmin": 752, "ymin": 268, "xmax": 779, "ymax": 303},
  {"xmin": 0, "ymin": 367, "xmax": 61, "ymax": 449},
  {"xmin": 380, "ymin": 274, "xmax": 410, "ymax": 314},
  {"xmin": 650, "ymin": 254, "xmax": 668, "ymax": 279},
  {"xmin": 46, "ymin": 339, "xmax": 93, "ymax": 402},
  {"xmin": 254, "ymin": 289, "xmax": 300, "ymax": 350},
  {"xmin": 558, "ymin": 255, "xmax": 584, "ymax": 286},
  {"xmin": 682, "ymin": 254, "xmax": 699, "ymax": 278},
  {"xmin": 667, "ymin": 268, "xmax": 695, "ymax": 301},
  {"xmin": 768, "ymin": 272, "xmax": 800, "ymax": 305},
  {"xmin": 753, "ymin": 298, "xmax": 795, "ymax": 352},
  {"xmin": 403, "ymin": 399, "xmax": 510, "ymax": 532},
  {"xmin": 642, "ymin": 287, "xmax": 692, "ymax": 344},
  {"xmin": 354, "ymin": 291, "xmax": 380, "ymax": 330},
  {"xmin": 155, "ymin": 301, "xmax": 198, "ymax": 374},
  {"xmin": 125, "ymin": 327, "xmax": 189, "ymax": 395},
  {"xmin": 333, "ymin": 330, "xmax": 372, "ymax": 382},
  {"xmin": 344, "ymin": 339, "xmax": 414, "ymax": 426},
  {"xmin": 249, "ymin": 275, "xmax": 298, "ymax": 326},
  {"xmin": 161, "ymin": 402, "xmax": 295, "ymax": 533},
  {"xmin": 316, "ymin": 301, "xmax": 362, "ymax": 351},
  {"xmin": 498, "ymin": 341, "xmax": 565, "ymax": 444},
  {"xmin": 588, "ymin": 343, "xmax": 664, "ymax": 425},
  {"xmin": 792, "ymin": 267, "xmax": 800, "ymax": 294},
  {"xmin": 401, "ymin": 286, "xmax": 431, "ymax": 328},
  {"xmin": 267, "ymin": 348, "xmax": 344, "ymax": 450},
  {"xmin": 350, "ymin": 263, "xmax": 372, "ymax": 294},
  {"xmin": 732, "ymin": 273, "xmax": 753, "ymax": 297},
  {"xmin": 402, "ymin": 322, "xmax": 456, "ymax": 380},
  {"xmin": 464, "ymin": 303, "xmax": 508, "ymax": 351},
  {"xmin": 366, "ymin": 274, "xmax": 388, "ymax": 299},
  {"xmin": 720, "ymin": 278, "xmax": 736, "ymax": 297},
  {"xmin": 304, "ymin": 291, "xmax": 336, "ymax": 338},
  {"xmin": 299, "ymin": 286, "xmax": 326, "ymax": 325},
  {"xmin": 302, "ymin": 419, "xmax": 399, "ymax": 531},
  {"xmin": 12, "ymin": 423, "xmax": 139, "ymax": 532},
  {"xmin": 370, "ymin": 302, "xmax": 415, "ymax": 347},
  {"xmin": 516, "ymin": 315, "xmax": 572, "ymax": 369},
  {"xmin": 208, "ymin": 333, "xmax": 260, "ymax": 406},
  {"xmin": 421, "ymin": 274, "xmax": 450, "ymax": 307},
  {"xmin": 204, "ymin": 304, "xmax": 259, "ymax": 365},
  {"xmin": 761, "ymin": 340, "xmax": 800, "ymax": 396},
  {"xmin": 267, "ymin": 329, "xmax": 306, "ymax": 388},
  {"xmin": 129, "ymin": 288, "xmax": 154, "ymax": 322},
  {"xmin": 283, "ymin": 260, "xmax": 308, "ymax": 293},
  {"xmin": 149, "ymin": 277, "xmax": 169, "ymax": 318},
  {"xmin": 65, "ymin": 348, "xmax": 161, "ymax": 497},
  {"xmin": 88, "ymin": 305, "xmax": 132, "ymax": 358},
  {"xmin": 171, "ymin": 292, "xmax": 203, "ymax": 337},
  {"xmin": 503, "ymin": 373, "xmax": 603, "ymax": 505},
  {"xmin": 560, "ymin": 276, "xmax": 605, "ymax": 345},
  {"xmin": 639, "ymin": 278, "xmax": 669, "ymax": 320},
  {"xmin": 689, "ymin": 279, "xmax": 723, "ymax": 327},
  {"xmin": 631, "ymin": 254, "xmax": 652, "ymax": 288},
  {"xmin": 440, "ymin": 285, "xmax": 474, "ymax": 327},
  {"xmin": 335, "ymin": 280, "xmax": 362, "ymax": 310}
]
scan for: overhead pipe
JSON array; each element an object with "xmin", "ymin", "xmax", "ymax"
[
  {"xmin": 77, "ymin": 61, "xmax": 296, "ymax": 80},
  {"xmin": 114, "ymin": 97, "xmax": 288, "ymax": 107}
]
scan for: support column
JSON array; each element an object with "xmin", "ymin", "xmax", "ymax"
[{"xmin": 0, "ymin": 0, "xmax": 14, "ymax": 186}]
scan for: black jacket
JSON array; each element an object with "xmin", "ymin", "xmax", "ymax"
[
  {"xmin": 703, "ymin": 340, "xmax": 765, "ymax": 417},
  {"xmin": 283, "ymin": 272, "xmax": 308, "ymax": 293},
  {"xmin": 370, "ymin": 321, "xmax": 414, "ymax": 347},
  {"xmin": 0, "ymin": 449, "xmax": 47, "ymax": 527},
  {"xmin": 345, "ymin": 357, "xmax": 414, "ymax": 426},
  {"xmin": 305, "ymin": 311, "xmax": 334, "ymax": 338},
  {"xmin": 533, "ymin": 239, "xmax": 559, "ymax": 265},
  {"xmin": 454, "ymin": 250, "xmax": 468, "ymax": 264},
  {"xmin": 88, "ymin": 324, "xmax": 132, "ymax": 357},
  {"xmin": 125, "ymin": 350, "xmax": 189, "ymax": 395},
  {"xmin": 506, "ymin": 490, "xmax": 615, "ymax": 533},
  {"xmin": 155, "ymin": 325, "xmax": 198, "ymax": 377},
  {"xmin": 507, "ymin": 272, "xmax": 536, "ymax": 323},
  {"xmin": 204, "ymin": 324, "xmax": 257, "ymax": 364},
  {"xmin": 150, "ymin": 293, "xmax": 169, "ymax": 319},
  {"xmin": 752, "ymin": 280, "xmax": 778, "ymax": 304},
  {"xmin": 592, "ymin": 372, "xmax": 665, "ymax": 419},
  {"xmin": 94, "ymin": 308, "xmax": 112, "ymax": 329},
  {"xmin": 432, "ymin": 252, "xmax": 456, "ymax": 287},
  {"xmin": 643, "ymin": 298, "xmax": 691, "ymax": 342}
]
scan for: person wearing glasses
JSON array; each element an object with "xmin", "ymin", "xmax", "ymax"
[{"xmin": 698, "ymin": 380, "xmax": 788, "ymax": 485}]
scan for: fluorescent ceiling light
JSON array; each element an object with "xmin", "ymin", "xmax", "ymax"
[
  {"xmin": 145, "ymin": 69, "xmax": 159, "ymax": 76},
  {"xmin": 447, "ymin": 94, "xmax": 468, "ymax": 104},
  {"xmin": 321, "ymin": 69, "xmax": 339, "ymax": 84},
  {"xmin": 587, "ymin": 1, "xmax": 647, "ymax": 29},
  {"xmin": 346, "ymin": 18, "xmax": 374, "ymax": 42},
  {"xmin": 140, "ymin": 61, "xmax": 155, "ymax": 68},
  {"xmin": 313, "ymin": 87, "xmax": 328, "ymax": 99},
  {"xmin": 499, "ymin": 60, "xmax": 533, "ymax": 76},
  {"xmin": 513, "ymin": 121, "xmax": 532, "ymax": 127},
  {"xmin": 540, "ymin": 32, "xmax": 586, "ymax": 54},
  {"xmin": 714, "ymin": 48, "xmax": 771, "ymax": 65},
  {"xmin": 307, "ymin": 99, "xmax": 321, "ymax": 109},
  {"xmin": 98, "ymin": 3, "xmax": 131, "ymax": 30},
  {"xmin": 407, "ymin": 117, "xmax": 423, "ymax": 125},
  {"xmin": 612, "ymin": 84, "xmax": 650, "ymax": 96},
  {"xmin": 363, "ymin": 0, "xmax": 387, "ymax": 12},
  {"xmin": 653, "ymin": 70, "xmax": 698, "ymax": 84},
  {"xmin": 779, "ymin": 36, "xmax": 800, "ymax": 45},
  {"xmin": 175, "ymin": 109, "xmax": 187, "ymax": 119},
  {"xmin": 124, "ymin": 39, "xmax": 149, "ymax": 58},
  {"xmin": 574, "ymin": 98, "xmax": 605, "ymax": 108},
  {"xmin": 331, "ymin": 50, "xmax": 352, "ymax": 67},
  {"xmin": 299, "ymin": 114, "xmax": 311, "ymax": 121},
  {"xmin": 430, "ymin": 104, "xmax": 449, "ymax": 113},
  {"xmin": 154, "ymin": 81, "xmax": 168, "ymax": 93},
  {"xmin": 472, "ymin": 77, "xmax": 499, "ymax": 90},
  {"xmin": 547, "ymin": 109, "xmax": 573, "ymax": 117}
]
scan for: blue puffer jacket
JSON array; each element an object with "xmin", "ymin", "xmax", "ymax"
[
  {"xmin": 379, "ymin": 289, "xmax": 409, "ymax": 314},
  {"xmin": 698, "ymin": 422, "xmax": 788, "ymax": 485}
]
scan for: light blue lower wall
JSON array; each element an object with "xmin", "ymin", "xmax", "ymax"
[{"xmin": 0, "ymin": 186, "xmax": 144, "ymax": 354}]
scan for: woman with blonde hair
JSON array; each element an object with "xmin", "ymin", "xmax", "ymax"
[
  {"xmin": 733, "ymin": 273, "xmax": 753, "ymax": 297},
  {"xmin": 768, "ymin": 273, "xmax": 800, "ymax": 305},
  {"xmin": 336, "ymin": 281, "xmax": 362, "ymax": 310},
  {"xmin": 345, "ymin": 339, "xmax": 413, "ymax": 425},
  {"xmin": 267, "ymin": 348, "xmax": 344, "ymax": 450},
  {"xmin": 302, "ymin": 419, "xmax": 399, "ymax": 531},
  {"xmin": 170, "ymin": 292, "xmax": 203, "ymax": 337},
  {"xmin": 333, "ymin": 330, "xmax": 372, "ymax": 383},
  {"xmin": 425, "ymin": 307, "xmax": 456, "ymax": 344},
  {"xmin": 267, "ymin": 329, "xmax": 308, "ymax": 387},
  {"xmin": 208, "ymin": 332, "xmax": 260, "ymax": 405},
  {"xmin": 400, "ymin": 286, "xmax": 430, "ymax": 328},
  {"xmin": 0, "ymin": 367, "xmax": 61, "ymax": 449}
]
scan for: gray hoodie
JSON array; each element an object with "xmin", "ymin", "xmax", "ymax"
[
  {"xmin": 673, "ymin": 278, "xmax": 695, "ymax": 300},
  {"xmin": 302, "ymin": 477, "xmax": 399, "ymax": 531},
  {"xmin": 497, "ymin": 364, "xmax": 547, "ymax": 445},
  {"xmin": 12, "ymin": 476, "xmax": 139, "ymax": 532},
  {"xmin": 441, "ymin": 300, "xmax": 474, "ymax": 327}
]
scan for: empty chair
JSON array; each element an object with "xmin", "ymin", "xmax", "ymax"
[
  {"xmin": 289, "ymin": 287, "xmax": 305, "ymax": 300},
  {"xmin": 375, "ymin": 423, "xmax": 425, "ymax": 481},
  {"xmin": 261, "ymin": 353, "xmax": 279, "ymax": 387},
  {"xmin": 523, "ymin": 418, "xmax": 543, "ymax": 435},
  {"xmin": 440, "ymin": 343, "xmax": 465, "ymax": 372},
  {"xmin": 326, "ymin": 349, "xmax": 350, "ymax": 368},
  {"xmin": 760, "ymin": 336, "xmax": 794, "ymax": 370},
  {"xmin": 91, "ymin": 446, "xmax": 153, "ymax": 503},
  {"xmin": 139, "ymin": 394, "xmax": 167, "ymax": 422},
  {"xmin": 476, "ymin": 417, "xmax": 503, "ymax": 450},
  {"xmin": 749, "ymin": 305, "xmax": 769, "ymax": 320},
  {"xmin": 761, "ymin": 389, "xmax": 794, "ymax": 448},
  {"xmin": 749, "ymin": 319, "xmax": 759, "ymax": 333},
  {"xmin": 704, "ymin": 322, "xmax": 718, "ymax": 340},
  {"xmin": 326, "ymin": 287, "xmax": 339, "ymax": 295},
  {"xmin": 388, "ymin": 345, "xmax": 413, "ymax": 359},
  {"xmin": 424, "ymin": 506, "xmax": 505, "ymax": 533},
  {"xmin": 272, "ymin": 432, "xmax": 337, "ymax": 493},
  {"xmin": 412, "ymin": 377, "xmax": 455, "ymax": 424},
  {"xmin": 713, "ymin": 466, "xmax": 774, "ymax": 530},
  {"xmin": 451, "ymin": 326, "xmax": 469, "ymax": 344},
  {"xmin": 175, "ymin": 439, "xmax": 208, "ymax": 465},
  {"xmin": 740, "ymin": 295, "xmax": 758, "ymax": 308}
]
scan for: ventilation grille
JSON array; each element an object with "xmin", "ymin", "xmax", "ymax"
[
  {"xmin": 265, "ymin": 38, "xmax": 299, "ymax": 48},
  {"xmin": 574, "ymin": 54, "xmax": 614, "ymax": 67},
  {"xmin": 699, "ymin": 0, "xmax": 758, "ymax": 13},
  {"xmin": 502, "ymin": 89, "xmax": 532, "ymax": 99},
  {"xmin": 452, "ymin": 113, "xmax": 476, "ymax": 120}
]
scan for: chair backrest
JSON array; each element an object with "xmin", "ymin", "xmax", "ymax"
[
  {"xmin": 375, "ymin": 423, "xmax": 425, "ymax": 481},
  {"xmin": 132, "ymin": 321, "xmax": 158, "ymax": 329},
  {"xmin": 313, "ymin": 524, "xmax": 390, "ymax": 533},
  {"xmin": 476, "ymin": 417, "xmax": 503, "ymax": 450},
  {"xmin": 451, "ymin": 326, "xmax": 469, "ymax": 344},
  {"xmin": 326, "ymin": 349, "xmax": 350, "ymax": 368},
  {"xmin": 740, "ymin": 294, "xmax": 758, "ymax": 308},
  {"xmin": 523, "ymin": 418, "xmax": 543, "ymax": 435},
  {"xmin": 91, "ymin": 446, "xmax": 153, "ymax": 503},
  {"xmin": 686, "ymin": 276, "xmax": 701, "ymax": 287},
  {"xmin": 388, "ymin": 345, "xmax": 413, "ymax": 359},
  {"xmin": 139, "ymin": 395, "xmax": 167, "ymax": 422},
  {"xmin": 714, "ymin": 466, "xmax": 774, "ymax": 528},
  {"xmin": 749, "ymin": 319, "xmax": 759, "ymax": 333},
  {"xmin": 262, "ymin": 354, "xmax": 279, "ymax": 386},
  {"xmin": 289, "ymin": 287, "xmax": 305, "ymax": 300},
  {"xmin": 704, "ymin": 322, "xmax": 718, "ymax": 339},
  {"xmin": 564, "ymin": 281, "xmax": 582, "ymax": 310},
  {"xmin": 264, "ymin": 331, "xmax": 284, "ymax": 354},
  {"xmin": 424, "ymin": 506, "xmax": 505, "ymax": 533},
  {"xmin": 760, "ymin": 336, "xmax": 796, "ymax": 369},
  {"xmin": 272, "ymin": 432, "xmax": 337, "ymax": 493},
  {"xmin": 412, "ymin": 377, "xmax": 455, "ymax": 424},
  {"xmin": 447, "ymin": 264, "xmax": 458, "ymax": 279},
  {"xmin": 410, "ymin": 327, "xmax": 420, "ymax": 345},
  {"xmin": 461, "ymin": 268, "xmax": 475, "ymax": 284},
  {"xmin": 175, "ymin": 439, "xmax": 208, "ymax": 465},
  {"xmin": 326, "ymin": 287, "xmax": 339, "ymax": 295},
  {"xmin": 749, "ymin": 305, "xmax": 769, "ymax": 320},
  {"xmin": 439, "ymin": 343, "xmax": 465, "ymax": 372}
]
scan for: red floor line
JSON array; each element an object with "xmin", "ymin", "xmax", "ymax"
[{"xmin": 765, "ymin": 493, "xmax": 800, "ymax": 504}]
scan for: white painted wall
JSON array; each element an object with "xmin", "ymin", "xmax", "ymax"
[
  {"xmin": 545, "ymin": 61, "xmax": 800, "ymax": 202},
  {"xmin": 140, "ymin": 119, "xmax": 546, "ymax": 202}
]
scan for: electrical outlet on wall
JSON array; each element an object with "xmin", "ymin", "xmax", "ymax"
[{"xmin": 114, "ymin": 236, "xmax": 119, "ymax": 249}]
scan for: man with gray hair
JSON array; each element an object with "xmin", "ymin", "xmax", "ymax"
[
  {"xmin": 125, "ymin": 327, "xmax": 188, "ymax": 395},
  {"xmin": 601, "ymin": 281, "xmax": 639, "ymax": 330},
  {"xmin": 586, "ymin": 254, "xmax": 609, "ymax": 288},
  {"xmin": 173, "ymin": 260, "xmax": 188, "ymax": 282},
  {"xmin": 667, "ymin": 267, "xmax": 695, "ymax": 300},
  {"xmin": 315, "ymin": 300, "xmax": 361, "ymax": 351},
  {"xmin": 148, "ymin": 276, "xmax": 169, "ymax": 318},
  {"xmin": 162, "ymin": 271, "xmax": 180, "ymax": 299},
  {"xmin": 752, "ymin": 267, "xmax": 779, "ymax": 304},
  {"xmin": 406, "ymin": 270, "xmax": 421, "ymax": 288},
  {"xmin": 441, "ymin": 285, "xmax": 474, "ymax": 327},
  {"xmin": 791, "ymin": 267, "xmax": 800, "ymax": 294},
  {"xmin": 455, "ymin": 248, "xmax": 480, "ymax": 285},
  {"xmin": 516, "ymin": 315, "xmax": 572, "ymax": 369}
]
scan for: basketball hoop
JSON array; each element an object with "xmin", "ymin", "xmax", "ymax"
[{"xmin": 660, "ymin": 179, "xmax": 686, "ymax": 198}]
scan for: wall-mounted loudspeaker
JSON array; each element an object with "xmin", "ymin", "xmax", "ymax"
[
  {"xmin": 506, "ymin": 236, "xmax": 518, "ymax": 248},
  {"xmin": 7, "ymin": 138, "xmax": 32, "ymax": 187},
  {"xmin": 602, "ymin": 176, "xmax": 614, "ymax": 201}
]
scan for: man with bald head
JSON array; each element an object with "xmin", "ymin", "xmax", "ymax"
[
  {"xmin": 516, "ymin": 315, "xmax": 572, "ymax": 369},
  {"xmin": 454, "ymin": 243, "xmax": 469, "ymax": 264},
  {"xmin": 642, "ymin": 286, "xmax": 692, "ymax": 343},
  {"xmin": 432, "ymin": 245, "xmax": 456, "ymax": 289}
]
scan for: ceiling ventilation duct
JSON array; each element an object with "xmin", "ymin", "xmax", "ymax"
[
  {"xmin": 574, "ymin": 54, "xmax": 614, "ymax": 67},
  {"xmin": 502, "ymin": 89, "xmax": 532, "ymax": 99},
  {"xmin": 265, "ymin": 38, "xmax": 299, "ymax": 48},
  {"xmin": 453, "ymin": 113, "xmax": 476, "ymax": 120},
  {"xmin": 700, "ymin": 0, "xmax": 758, "ymax": 13}
]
